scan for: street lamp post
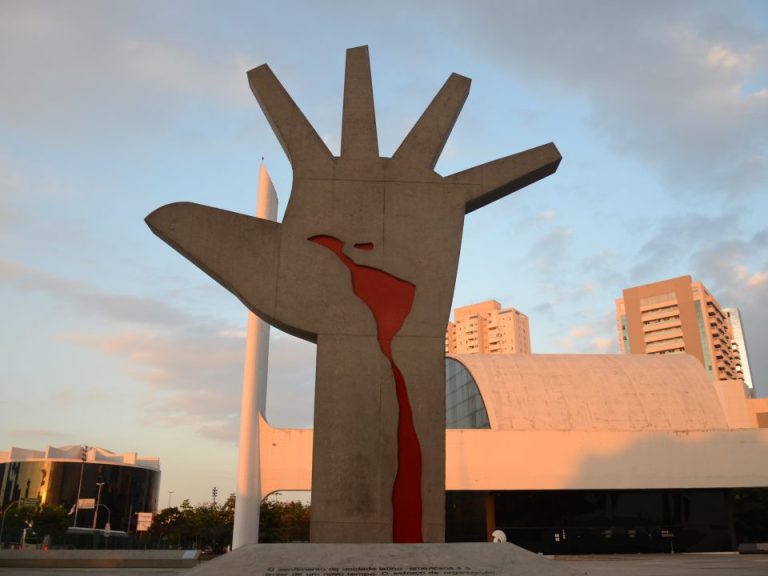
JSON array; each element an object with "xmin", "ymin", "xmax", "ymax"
[
  {"xmin": 72, "ymin": 445, "xmax": 88, "ymax": 528},
  {"xmin": 0, "ymin": 501, "xmax": 20, "ymax": 548},
  {"xmin": 92, "ymin": 482, "xmax": 104, "ymax": 530},
  {"xmin": 97, "ymin": 504, "xmax": 111, "ymax": 533}
]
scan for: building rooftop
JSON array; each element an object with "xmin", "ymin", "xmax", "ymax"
[
  {"xmin": 0, "ymin": 445, "xmax": 160, "ymax": 471},
  {"xmin": 451, "ymin": 353, "xmax": 734, "ymax": 431}
]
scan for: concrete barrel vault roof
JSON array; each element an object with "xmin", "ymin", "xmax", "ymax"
[{"xmin": 450, "ymin": 353, "xmax": 730, "ymax": 431}]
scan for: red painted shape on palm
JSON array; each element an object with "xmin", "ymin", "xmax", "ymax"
[{"xmin": 309, "ymin": 235, "xmax": 423, "ymax": 543}]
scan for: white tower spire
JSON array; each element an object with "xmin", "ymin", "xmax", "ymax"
[{"xmin": 232, "ymin": 164, "xmax": 278, "ymax": 549}]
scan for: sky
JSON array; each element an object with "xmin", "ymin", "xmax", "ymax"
[{"xmin": 1, "ymin": 0, "xmax": 766, "ymax": 507}]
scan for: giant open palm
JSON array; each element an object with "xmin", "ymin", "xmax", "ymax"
[{"xmin": 147, "ymin": 46, "xmax": 560, "ymax": 543}]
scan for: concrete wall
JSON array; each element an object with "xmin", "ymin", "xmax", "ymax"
[{"xmin": 260, "ymin": 418, "xmax": 768, "ymax": 493}]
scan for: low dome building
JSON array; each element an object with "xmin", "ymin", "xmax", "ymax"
[{"xmin": 0, "ymin": 445, "xmax": 160, "ymax": 535}]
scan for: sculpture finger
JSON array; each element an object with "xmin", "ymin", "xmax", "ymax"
[
  {"xmin": 145, "ymin": 202, "xmax": 281, "ymax": 323},
  {"xmin": 341, "ymin": 46, "xmax": 379, "ymax": 159},
  {"xmin": 446, "ymin": 142, "xmax": 562, "ymax": 213},
  {"xmin": 247, "ymin": 65, "xmax": 334, "ymax": 177},
  {"xmin": 392, "ymin": 73, "xmax": 470, "ymax": 171}
]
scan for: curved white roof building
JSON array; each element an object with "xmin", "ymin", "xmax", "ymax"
[
  {"xmin": 449, "ymin": 353, "xmax": 744, "ymax": 431},
  {"xmin": 0, "ymin": 445, "xmax": 160, "ymax": 471},
  {"xmin": 257, "ymin": 353, "xmax": 768, "ymax": 552}
]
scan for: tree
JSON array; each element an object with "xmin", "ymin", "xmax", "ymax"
[
  {"xmin": 147, "ymin": 493, "xmax": 309, "ymax": 552},
  {"xmin": 148, "ymin": 494, "xmax": 235, "ymax": 552},
  {"xmin": 31, "ymin": 505, "xmax": 69, "ymax": 544},
  {"xmin": 148, "ymin": 505, "xmax": 184, "ymax": 548},
  {"xmin": 259, "ymin": 499, "xmax": 310, "ymax": 543},
  {"xmin": 1, "ymin": 505, "xmax": 34, "ymax": 546},
  {"xmin": 1, "ymin": 505, "xmax": 68, "ymax": 548}
]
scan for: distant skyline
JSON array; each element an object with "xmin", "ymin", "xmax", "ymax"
[{"xmin": 1, "ymin": 0, "xmax": 766, "ymax": 506}]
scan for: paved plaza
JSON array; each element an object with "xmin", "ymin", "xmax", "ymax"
[
  {"xmin": 1, "ymin": 553, "xmax": 768, "ymax": 576},
  {"xmin": 0, "ymin": 570, "xmax": 186, "ymax": 576},
  {"xmin": 556, "ymin": 553, "xmax": 768, "ymax": 575}
]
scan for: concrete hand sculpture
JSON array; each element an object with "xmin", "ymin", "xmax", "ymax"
[{"xmin": 146, "ymin": 46, "xmax": 560, "ymax": 543}]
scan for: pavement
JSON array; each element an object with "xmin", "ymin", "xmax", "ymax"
[
  {"xmin": 555, "ymin": 553, "xmax": 768, "ymax": 575},
  {"xmin": 1, "ymin": 553, "xmax": 767, "ymax": 576},
  {"xmin": 0, "ymin": 570, "xmax": 187, "ymax": 576}
]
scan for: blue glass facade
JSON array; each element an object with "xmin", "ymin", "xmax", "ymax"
[
  {"xmin": 694, "ymin": 301, "xmax": 714, "ymax": 376},
  {"xmin": 445, "ymin": 358, "xmax": 490, "ymax": 429},
  {"xmin": 620, "ymin": 315, "xmax": 630, "ymax": 353},
  {"xmin": 0, "ymin": 460, "xmax": 159, "ymax": 533}
]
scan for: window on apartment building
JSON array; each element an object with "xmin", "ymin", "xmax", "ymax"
[
  {"xmin": 639, "ymin": 292, "xmax": 677, "ymax": 307},
  {"xmin": 643, "ymin": 316, "xmax": 678, "ymax": 326}
]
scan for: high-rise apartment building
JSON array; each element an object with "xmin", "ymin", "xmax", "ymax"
[
  {"xmin": 724, "ymin": 307, "xmax": 755, "ymax": 394},
  {"xmin": 445, "ymin": 300, "xmax": 530, "ymax": 354},
  {"xmin": 616, "ymin": 275, "xmax": 742, "ymax": 381}
]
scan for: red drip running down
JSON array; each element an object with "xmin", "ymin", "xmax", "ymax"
[{"xmin": 309, "ymin": 235, "xmax": 423, "ymax": 543}]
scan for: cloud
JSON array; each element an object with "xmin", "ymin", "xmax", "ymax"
[
  {"xmin": 569, "ymin": 326, "xmax": 592, "ymax": 339},
  {"xmin": 688, "ymin": 228, "xmax": 768, "ymax": 296},
  {"xmin": 0, "ymin": 153, "xmax": 28, "ymax": 238},
  {"xmin": 538, "ymin": 210, "xmax": 556, "ymax": 221},
  {"xmin": 525, "ymin": 227, "xmax": 622, "ymax": 312},
  {"xmin": 0, "ymin": 258, "xmax": 187, "ymax": 326},
  {"xmin": 748, "ymin": 271, "xmax": 768, "ymax": 287},
  {"xmin": 51, "ymin": 384, "xmax": 125, "ymax": 406},
  {"xmin": 454, "ymin": 0, "xmax": 768, "ymax": 197},
  {"xmin": 527, "ymin": 226, "xmax": 574, "ymax": 273},
  {"xmin": 60, "ymin": 327, "xmax": 244, "ymax": 439},
  {"xmin": 626, "ymin": 213, "xmax": 768, "ymax": 306},
  {"xmin": 555, "ymin": 316, "xmax": 620, "ymax": 354},
  {"xmin": 218, "ymin": 328, "xmax": 247, "ymax": 339},
  {"xmin": 0, "ymin": 2, "xmax": 253, "ymax": 143},
  {"xmin": 0, "ymin": 257, "xmax": 315, "ymax": 441},
  {"xmin": 581, "ymin": 251, "xmax": 627, "ymax": 292},
  {"xmin": 729, "ymin": 264, "xmax": 768, "ymax": 289},
  {"xmin": 197, "ymin": 418, "xmax": 240, "ymax": 444},
  {"xmin": 60, "ymin": 325, "xmax": 316, "ymax": 442},
  {"xmin": 589, "ymin": 337, "xmax": 615, "ymax": 353},
  {"xmin": 9, "ymin": 429, "xmax": 76, "ymax": 441},
  {"xmin": 531, "ymin": 302, "xmax": 553, "ymax": 317},
  {"xmin": 628, "ymin": 212, "xmax": 738, "ymax": 283},
  {"xmin": 556, "ymin": 325, "xmax": 593, "ymax": 350}
]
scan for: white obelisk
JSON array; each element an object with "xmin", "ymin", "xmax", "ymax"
[{"xmin": 232, "ymin": 164, "xmax": 278, "ymax": 549}]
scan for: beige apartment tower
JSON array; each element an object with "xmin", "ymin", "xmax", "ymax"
[
  {"xmin": 445, "ymin": 300, "xmax": 530, "ymax": 355},
  {"xmin": 616, "ymin": 275, "xmax": 742, "ymax": 382}
]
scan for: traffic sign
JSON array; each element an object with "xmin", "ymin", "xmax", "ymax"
[{"xmin": 136, "ymin": 512, "xmax": 153, "ymax": 531}]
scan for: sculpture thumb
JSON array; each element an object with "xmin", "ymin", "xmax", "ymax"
[{"xmin": 145, "ymin": 202, "xmax": 281, "ymax": 323}]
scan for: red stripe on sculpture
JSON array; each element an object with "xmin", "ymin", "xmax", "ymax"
[{"xmin": 309, "ymin": 235, "xmax": 423, "ymax": 543}]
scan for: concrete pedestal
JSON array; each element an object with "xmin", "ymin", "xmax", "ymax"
[{"xmin": 188, "ymin": 543, "xmax": 581, "ymax": 576}]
